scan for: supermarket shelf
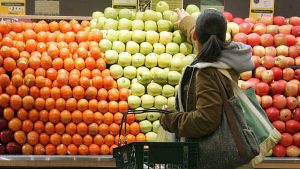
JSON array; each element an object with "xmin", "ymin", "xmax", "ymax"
[
  {"xmin": 0, "ymin": 155, "xmax": 115, "ymax": 167},
  {"xmin": 0, "ymin": 156, "xmax": 299, "ymax": 168},
  {"xmin": 0, "ymin": 15, "xmax": 92, "ymax": 21},
  {"xmin": 255, "ymin": 158, "xmax": 300, "ymax": 169}
]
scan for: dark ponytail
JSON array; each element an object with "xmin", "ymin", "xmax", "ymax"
[{"xmin": 195, "ymin": 9, "xmax": 228, "ymax": 63}]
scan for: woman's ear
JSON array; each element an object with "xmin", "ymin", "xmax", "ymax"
[{"xmin": 192, "ymin": 30, "xmax": 197, "ymax": 41}]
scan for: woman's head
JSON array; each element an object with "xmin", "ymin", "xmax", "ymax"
[{"xmin": 193, "ymin": 9, "xmax": 228, "ymax": 62}]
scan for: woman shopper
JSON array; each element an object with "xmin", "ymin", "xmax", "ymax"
[{"xmin": 159, "ymin": 9, "xmax": 255, "ymax": 169}]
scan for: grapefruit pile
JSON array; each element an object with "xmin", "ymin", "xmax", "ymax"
[{"xmin": 0, "ymin": 20, "xmax": 143, "ymax": 155}]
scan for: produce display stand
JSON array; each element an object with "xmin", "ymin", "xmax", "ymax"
[
  {"xmin": 0, "ymin": 156, "xmax": 299, "ymax": 168},
  {"xmin": 0, "ymin": 155, "xmax": 116, "ymax": 168}
]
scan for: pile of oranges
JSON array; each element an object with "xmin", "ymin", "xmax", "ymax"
[{"xmin": 0, "ymin": 20, "xmax": 145, "ymax": 155}]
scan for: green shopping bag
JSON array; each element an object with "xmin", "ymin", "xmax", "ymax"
[{"xmin": 219, "ymin": 69, "xmax": 282, "ymax": 167}]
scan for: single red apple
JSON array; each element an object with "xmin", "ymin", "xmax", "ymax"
[
  {"xmin": 283, "ymin": 68, "xmax": 295, "ymax": 81},
  {"xmin": 255, "ymin": 82, "xmax": 270, "ymax": 96},
  {"xmin": 271, "ymin": 67, "xmax": 283, "ymax": 81},
  {"xmin": 273, "ymin": 145, "xmax": 286, "ymax": 157},
  {"xmin": 244, "ymin": 17, "xmax": 256, "ymax": 24},
  {"xmin": 285, "ymin": 120, "xmax": 300, "ymax": 134},
  {"xmin": 261, "ymin": 95, "xmax": 273, "ymax": 109},
  {"xmin": 255, "ymin": 66, "xmax": 267, "ymax": 79},
  {"xmin": 273, "ymin": 94, "xmax": 287, "ymax": 109},
  {"xmin": 286, "ymin": 145, "xmax": 300, "ymax": 157},
  {"xmin": 223, "ymin": 12, "xmax": 233, "ymax": 22},
  {"xmin": 266, "ymin": 25, "xmax": 279, "ymax": 36},
  {"xmin": 233, "ymin": 17, "xmax": 244, "ymax": 24},
  {"xmin": 289, "ymin": 16, "xmax": 300, "ymax": 26},
  {"xmin": 291, "ymin": 26, "xmax": 300, "ymax": 37},
  {"xmin": 233, "ymin": 33, "xmax": 248, "ymax": 44},
  {"xmin": 265, "ymin": 107, "xmax": 279, "ymax": 121},
  {"xmin": 270, "ymin": 81, "xmax": 285, "ymax": 94},
  {"xmin": 279, "ymin": 25, "xmax": 292, "ymax": 35},
  {"xmin": 286, "ymin": 35, "xmax": 297, "ymax": 46},
  {"xmin": 272, "ymin": 120, "xmax": 286, "ymax": 133},
  {"xmin": 273, "ymin": 16, "xmax": 286, "ymax": 26},
  {"xmin": 274, "ymin": 34, "xmax": 287, "ymax": 47},
  {"xmin": 275, "ymin": 56, "xmax": 289, "ymax": 69},
  {"xmin": 259, "ymin": 16, "xmax": 273, "ymax": 25},
  {"xmin": 260, "ymin": 34, "xmax": 274, "ymax": 47},
  {"xmin": 280, "ymin": 109, "xmax": 292, "ymax": 121},
  {"xmin": 261, "ymin": 70, "xmax": 274, "ymax": 83},
  {"xmin": 0, "ymin": 129, "xmax": 13, "ymax": 144},
  {"xmin": 251, "ymin": 56, "xmax": 261, "ymax": 68},
  {"xmin": 265, "ymin": 46, "xmax": 277, "ymax": 57},
  {"xmin": 247, "ymin": 33, "xmax": 260, "ymax": 47},
  {"xmin": 6, "ymin": 141, "xmax": 22, "ymax": 155},
  {"xmin": 288, "ymin": 46, "xmax": 300, "ymax": 58},
  {"xmin": 279, "ymin": 132, "xmax": 293, "ymax": 147},
  {"xmin": 286, "ymin": 96, "xmax": 298, "ymax": 110},
  {"xmin": 253, "ymin": 45, "xmax": 265, "ymax": 57},
  {"xmin": 285, "ymin": 81, "xmax": 298, "ymax": 97},
  {"xmin": 293, "ymin": 132, "xmax": 300, "ymax": 146},
  {"xmin": 253, "ymin": 23, "xmax": 267, "ymax": 35},
  {"xmin": 239, "ymin": 22, "xmax": 252, "ymax": 34},
  {"xmin": 261, "ymin": 56, "xmax": 275, "ymax": 69},
  {"xmin": 293, "ymin": 108, "xmax": 300, "ymax": 121}
]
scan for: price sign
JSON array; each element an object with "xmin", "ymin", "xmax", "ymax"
[
  {"xmin": 112, "ymin": 0, "xmax": 138, "ymax": 10},
  {"xmin": 0, "ymin": 0, "xmax": 25, "ymax": 15},
  {"xmin": 249, "ymin": 0, "xmax": 274, "ymax": 19}
]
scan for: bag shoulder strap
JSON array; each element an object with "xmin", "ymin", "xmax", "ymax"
[{"xmin": 215, "ymin": 71, "xmax": 247, "ymax": 158}]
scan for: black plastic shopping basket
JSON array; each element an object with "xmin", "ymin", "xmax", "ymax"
[{"xmin": 113, "ymin": 108, "xmax": 199, "ymax": 169}]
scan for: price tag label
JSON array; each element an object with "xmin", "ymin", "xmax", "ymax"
[
  {"xmin": 249, "ymin": 0, "xmax": 274, "ymax": 20},
  {"xmin": 112, "ymin": 0, "xmax": 138, "ymax": 10},
  {"xmin": 0, "ymin": 0, "xmax": 25, "ymax": 15}
]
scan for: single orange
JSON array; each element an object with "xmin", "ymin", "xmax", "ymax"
[
  {"xmin": 39, "ymin": 133, "xmax": 50, "ymax": 146},
  {"xmin": 14, "ymin": 130, "xmax": 27, "ymax": 145},
  {"xmin": 22, "ymin": 143, "xmax": 34, "ymax": 155},
  {"xmin": 45, "ymin": 144, "xmax": 56, "ymax": 155},
  {"xmin": 77, "ymin": 122, "xmax": 88, "ymax": 136},
  {"xmin": 72, "ymin": 134, "xmax": 82, "ymax": 146},
  {"xmin": 34, "ymin": 144, "xmax": 45, "ymax": 155},
  {"xmin": 44, "ymin": 122, "xmax": 55, "ymax": 135},
  {"xmin": 67, "ymin": 144, "xmax": 78, "ymax": 155},
  {"xmin": 27, "ymin": 131, "xmax": 39, "ymax": 146},
  {"xmin": 83, "ymin": 134, "xmax": 93, "ymax": 146},
  {"xmin": 66, "ymin": 122, "xmax": 77, "ymax": 135},
  {"xmin": 34, "ymin": 120, "xmax": 45, "ymax": 134},
  {"xmin": 22, "ymin": 119, "xmax": 33, "ymax": 133},
  {"xmin": 89, "ymin": 144, "xmax": 100, "ymax": 155},
  {"xmin": 50, "ymin": 133, "xmax": 61, "ymax": 146}
]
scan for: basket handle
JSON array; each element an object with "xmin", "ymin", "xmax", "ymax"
[{"xmin": 117, "ymin": 108, "xmax": 174, "ymax": 146}]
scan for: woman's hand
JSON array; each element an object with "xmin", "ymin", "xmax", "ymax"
[{"xmin": 174, "ymin": 8, "xmax": 189, "ymax": 25}]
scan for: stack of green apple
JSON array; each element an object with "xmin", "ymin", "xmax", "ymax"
[{"xmin": 93, "ymin": 1, "xmax": 200, "ymax": 142}]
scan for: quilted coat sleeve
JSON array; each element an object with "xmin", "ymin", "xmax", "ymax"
[{"xmin": 160, "ymin": 68, "xmax": 223, "ymax": 138}]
